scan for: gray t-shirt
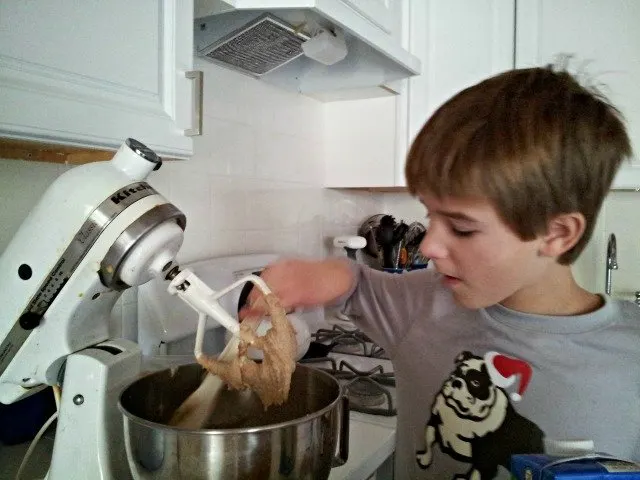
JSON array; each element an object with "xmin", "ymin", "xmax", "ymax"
[{"xmin": 342, "ymin": 265, "xmax": 640, "ymax": 480}]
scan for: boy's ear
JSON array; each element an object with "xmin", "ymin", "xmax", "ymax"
[{"xmin": 539, "ymin": 212, "xmax": 586, "ymax": 258}]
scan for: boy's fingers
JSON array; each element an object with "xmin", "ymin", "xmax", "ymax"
[
  {"xmin": 238, "ymin": 306, "xmax": 263, "ymax": 321},
  {"xmin": 246, "ymin": 288, "xmax": 261, "ymax": 305},
  {"xmin": 238, "ymin": 304, "xmax": 295, "ymax": 321}
]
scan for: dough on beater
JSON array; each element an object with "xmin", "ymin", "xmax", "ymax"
[{"xmin": 197, "ymin": 293, "xmax": 297, "ymax": 409}]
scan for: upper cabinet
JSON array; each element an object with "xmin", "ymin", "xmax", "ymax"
[
  {"xmin": 340, "ymin": 0, "xmax": 401, "ymax": 38},
  {"xmin": 401, "ymin": 0, "xmax": 515, "ymax": 187},
  {"xmin": 515, "ymin": 0, "xmax": 640, "ymax": 189},
  {"xmin": 326, "ymin": 0, "xmax": 640, "ymax": 189},
  {"xmin": 324, "ymin": 95, "xmax": 398, "ymax": 188},
  {"xmin": 324, "ymin": 0, "xmax": 515, "ymax": 188},
  {"xmin": 0, "ymin": 0, "xmax": 198, "ymax": 159}
]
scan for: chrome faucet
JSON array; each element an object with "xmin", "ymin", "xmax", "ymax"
[{"xmin": 605, "ymin": 233, "xmax": 618, "ymax": 295}]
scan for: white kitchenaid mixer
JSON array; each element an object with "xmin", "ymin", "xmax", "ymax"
[{"xmin": 0, "ymin": 138, "xmax": 284, "ymax": 479}]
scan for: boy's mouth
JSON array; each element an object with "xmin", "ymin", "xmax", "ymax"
[{"xmin": 442, "ymin": 274, "xmax": 462, "ymax": 288}]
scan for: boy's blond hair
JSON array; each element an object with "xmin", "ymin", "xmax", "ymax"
[{"xmin": 406, "ymin": 66, "xmax": 632, "ymax": 264}]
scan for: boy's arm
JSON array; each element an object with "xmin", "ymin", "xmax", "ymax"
[
  {"xmin": 239, "ymin": 257, "xmax": 356, "ymax": 316},
  {"xmin": 342, "ymin": 265, "xmax": 438, "ymax": 356},
  {"xmin": 240, "ymin": 257, "xmax": 437, "ymax": 357}
]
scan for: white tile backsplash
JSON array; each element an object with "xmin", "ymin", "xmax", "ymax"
[
  {"xmin": 324, "ymin": 189, "xmax": 383, "ymax": 227},
  {"xmin": 382, "ymin": 192, "xmax": 427, "ymax": 224},
  {"xmin": 207, "ymin": 229, "xmax": 246, "ymax": 258},
  {"xmin": 0, "ymin": 160, "xmax": 64, "ymax": 249},
  {"xmin": 245, "ymin": 228, "xmax": 300, "ymax": 255},
  {"xmin": 198, "ymin": 117, "xmax": 256, "ymax": 176}
]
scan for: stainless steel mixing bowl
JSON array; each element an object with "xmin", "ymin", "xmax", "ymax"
[{"xmin": 119, "ymin": 364, "xmax": 349, "ymax": 479}]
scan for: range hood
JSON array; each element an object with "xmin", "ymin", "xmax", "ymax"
[{"xmin": 194, "ymin": 0, "xmax": 422, "ymax": 101}]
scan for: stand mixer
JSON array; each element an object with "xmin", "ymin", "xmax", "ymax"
[{"xmin": 0, "ymin": 138, "xmax": 274, "ymax": 479}]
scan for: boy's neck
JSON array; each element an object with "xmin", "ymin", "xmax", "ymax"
[{"xmin": 499, "ymin": 264, "xmax": 603, "ymax": 316}]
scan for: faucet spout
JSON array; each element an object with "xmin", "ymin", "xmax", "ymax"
[{"xmin": 605, "ymin": 233, "xmax": 618, "ymax": 295}]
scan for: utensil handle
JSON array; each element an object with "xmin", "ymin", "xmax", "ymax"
[
  {"xmin": 382, "ymin": 246, "xmax": 394, "ymax": 269},
  {"xmin": 332, "ymin": 395, "xmax": 350, "ymax": 467}
]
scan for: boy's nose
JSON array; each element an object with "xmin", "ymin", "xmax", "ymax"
[{"xmin": 420, "ymin": 227, "xmax": 446, "ymax": 260}]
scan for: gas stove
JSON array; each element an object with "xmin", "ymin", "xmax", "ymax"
[
  {"xmin": 301, "ymin": 321, "xmax": 397, "ymax": 417},
  {"xmin": 308, "ymin": 316, "xmax": 397, "ymax": 480}
]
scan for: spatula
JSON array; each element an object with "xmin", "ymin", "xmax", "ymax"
[{"xmin": 168, "ymin": 332, "xmax": 240, "ymax": 429}]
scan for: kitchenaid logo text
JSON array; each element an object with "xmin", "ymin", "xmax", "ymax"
[{"xmin": 111, "ymin": 183, "xmax": 155, "ymax": 205}]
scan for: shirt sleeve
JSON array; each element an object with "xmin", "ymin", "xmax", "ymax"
[{"xmin": 339, "ymin": 263, "xmax": 439, "ymax": 358}]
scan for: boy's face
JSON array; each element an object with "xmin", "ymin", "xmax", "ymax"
[{"xmin": 418, "ymin": 193, "xmax": 550, "ymax": 309}]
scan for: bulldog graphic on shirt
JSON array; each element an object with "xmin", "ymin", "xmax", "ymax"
[{"xmin": 416, "ymin": 351, "xmax": 545, "ymax": 479}]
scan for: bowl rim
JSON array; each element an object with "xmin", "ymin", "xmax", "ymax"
[{"xmin": 117, "ymin": 363, "xmax": 345, "ymax": 435}]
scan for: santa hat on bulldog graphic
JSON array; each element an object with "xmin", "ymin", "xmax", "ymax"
[{"xmin": 484, "ymin": 351, "xmax": 532, "ymax": 401}]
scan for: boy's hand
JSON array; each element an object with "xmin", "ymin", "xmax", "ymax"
[{"xmin": 238, "ymin": 258, "xmax": 355, "ymax": 320}]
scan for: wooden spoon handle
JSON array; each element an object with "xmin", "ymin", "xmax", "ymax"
[{"xmin": 169, "ymin": 335, "xmax": 241, "ymax": 429}]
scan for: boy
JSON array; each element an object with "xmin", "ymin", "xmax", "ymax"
[{"xmin": 242, "ymin": 66, "xmax": 640, "ymax": 479}]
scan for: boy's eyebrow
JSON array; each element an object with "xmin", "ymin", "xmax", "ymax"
[{"xmin": 435, "ymin": 210, "xmax": 480, "ymax": 223}]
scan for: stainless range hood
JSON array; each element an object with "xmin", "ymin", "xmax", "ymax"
[{"xmin": 194, "ymin": 0, "xmax": 422, "ymax": 101}]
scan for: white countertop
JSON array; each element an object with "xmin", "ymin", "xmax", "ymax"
[
  {"xmin": 329, "ymin": 412, "xmax": 396, "ymax": 480},
  {"xmin": 0, "ymin": 427, "xmax": 53, "ymax": 480},
  {"xmin": 317, "ymin": 315, "xmax": 398, "ymax": 480}
]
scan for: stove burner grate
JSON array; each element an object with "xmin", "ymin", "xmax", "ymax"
[
  {"xmin": 312, "ymin": 325, "xmax": 389, "ymax": 359},
  {"xmin": 299, "ymin": 357, "xmax": 396, "ymax": 416},
  {"xmin": 346, "ymin": 378, "xmax": 386, "ymax": 408}
]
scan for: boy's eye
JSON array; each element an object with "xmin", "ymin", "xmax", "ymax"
[{"xmin": 451, "ymin": 227, "xmax": 476, "ymax": 237}]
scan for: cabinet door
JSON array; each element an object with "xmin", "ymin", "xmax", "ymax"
[
  {"xmin": 0, "ymin": 0, "xmax": 196, "ymax": 158},
  {"xmin": 515, "ymin": 0, "xmax": 640, "ymax": 172},
  {"xmin": 324, "ymin": 96, "xmax": 398, "ymax": 188},
  {"xmin": 323, "ymin": 0, "xmax": 406, "ymax": 188},
  {"xmin": 324, "ymin": 0, "xmax": 515, "ymax": 188},
  {"xmin": 402, "ymin": 0, "xmax": 515, "ymax": 187},
  {"xmin": 341, "ymin": 0, "xmax": 400, "ymax": 36}
]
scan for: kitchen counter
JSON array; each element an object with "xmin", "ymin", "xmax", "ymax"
[
  {"xmin": 314, "ymin": 315, "xmax": 398, "ymax": 480},
  {"xmin": 329, "ymin": 412, "xmax": 396, "ymax": 480},
  {"xmin": 0, "ymin": 427, "xmax": 54, "ymax": 480},
  {"xmin": 1, "ymin": 412, "xmax": 396, "ymax": 480}
]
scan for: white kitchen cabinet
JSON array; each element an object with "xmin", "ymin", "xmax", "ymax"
[
  {"xmin": 341, "ymin": 0, "xmax": 402, "ymax": 38},
  {"xmin": 398, "ymin": 0, "xmax": 515, "ymax": 187},
  {"xmin": 0, "ymin": 0, "xmax": 198, "ymax": 159},
  {"xmin": 324, "ymin": 96, "xmax": 398, "ymax": 188},
  {"xmin": 324, "ymin": 0, "xmax": 515, "ymax": 188},
  {"xmin": 515, "ymin": 0, "xmax": 640, "ymax": 188}
]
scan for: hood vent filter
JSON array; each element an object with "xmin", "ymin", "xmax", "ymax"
[{"xmin": 199, "ymin": 14, "xmax": 309, "ymax": 76}]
